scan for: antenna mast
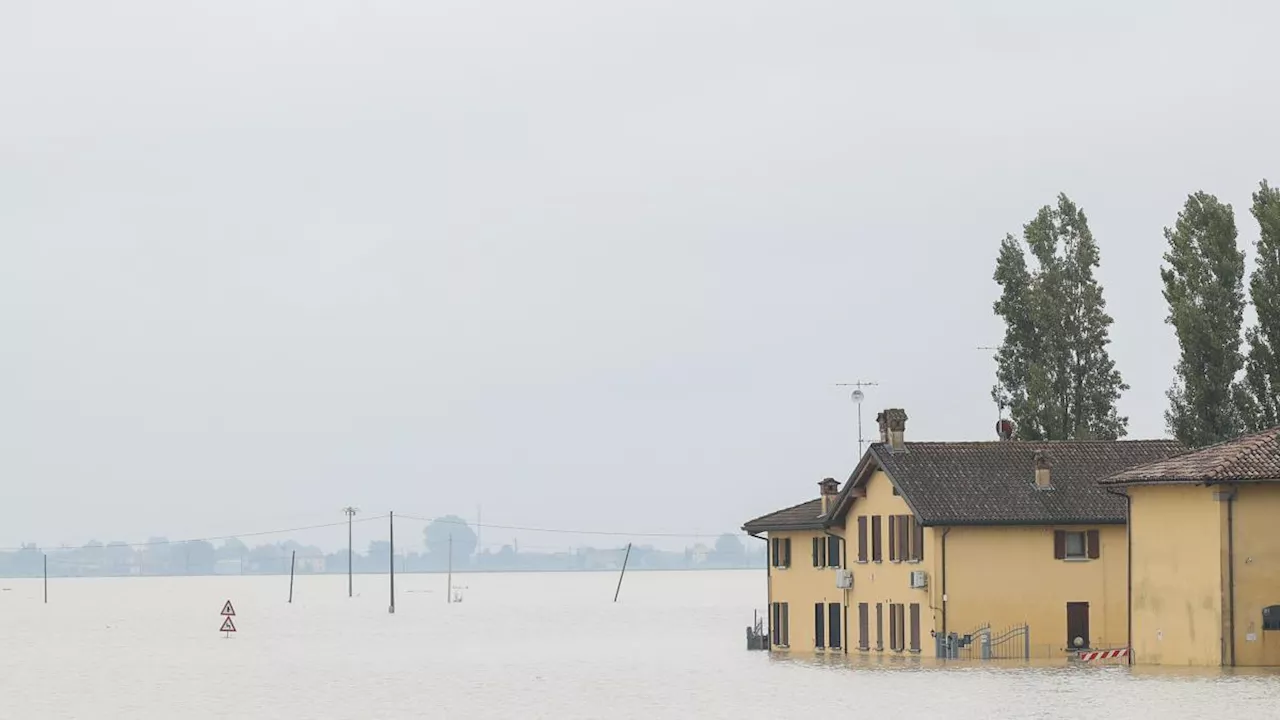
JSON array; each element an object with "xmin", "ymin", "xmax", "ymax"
[{"xmin": 835, "ymin": 380, "xmax": 879, "ymax": 457}]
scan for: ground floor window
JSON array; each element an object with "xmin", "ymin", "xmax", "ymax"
[
  {"xmin": 771, "ymin": 602, "xmax": 789, "ymax": 646},
  {"xmin": 828, "ymin": 603, "xmax": 842, "ymax": 649}
]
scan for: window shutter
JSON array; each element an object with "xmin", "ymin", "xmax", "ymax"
[
  {"xmin": 783, "ymin": 538, "xmax": 792, "ymax": 567},
  {"xmin": 909, "ymin": 603, "xmax": 921, "ymax": 651},
  {"xmin": 912, "ymin": 518, "xmax": 925, "ymax": 562},
  {"xmin": 771, "ymin": 603, "xmax": 780, "ymax": 645},
  {"xmin": 858, "ymin": 603, "xmax": 869, "ymax": 650},
  {"xmin": 857, "ymin": 516, "xmax": 868, "ymax": 562},
  {"xmin": 781, "ymin": 603, "xmax": 789, "ymax": 646},
  {"xmin": 771, "ymin": 538, "xmax": 779, "ymax": 566},
  {"xmin": 814, "ymin": 603, "xmax": 825, "ymax": 648},
  {"xmin": 898, "ymin": 515, "xmax": 910, "ymax": 561},
  {"xmin": 828, "ymin": 535, "xmax": 840, "ymax": 567},
  {"xmin": 898, "ymin": 604, "xmax": 907, "ymax": 651},
  {"xmin": 888, "ymin": 515, "xmax": 898, "ymax": 561},
  {"xmin": 871, "ymin": 516, "xmax": 882, "ymax": 561},
  {"xmin": 875, "ymin": 603, "xmax": 883, "ymax": 650},
  {"xmin": 1087, "ymin": 530, "xmax": 1100, "ymax": 559},
  {"xmin": 829, "ymin": 603, "xmax": 842, "ymax": 649},
  {"xmin": 1053, "ymin": 530, "xmax": 1066, "ymax": 560},
  {"xmin": 812, "ymin": 537, "xmax": 822, "ymax": 567}
]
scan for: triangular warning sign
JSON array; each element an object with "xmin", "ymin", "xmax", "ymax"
[
  {"xmin": 220, "ymin": 617, "xmax": 236, "ymax": 633},
  {"xmin": 221, "ymin": 600, "xmax": 236, "ymax": 616}
]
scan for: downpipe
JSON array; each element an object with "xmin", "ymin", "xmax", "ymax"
[
  {"xmin": 1103, "ymin": 487, "xmax": 1133, "ymax": 665},
  {"xmin": 825, "ymin": 529, "xmax": 849, "ymax": 654}
]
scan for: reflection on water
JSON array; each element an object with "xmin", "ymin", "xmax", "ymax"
[{"xmin": 1, "ymin": 570, "xmax": 1277, "ymax": 719}]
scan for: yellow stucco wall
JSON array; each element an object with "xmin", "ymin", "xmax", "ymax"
[
  {"xmin": 1221, "ymin": 483, "xmax": 1280, "ymax": 667},
  {"xmin": 942, "ymin": 524, "xmax": 1127, "ymax": 658},
  {"xmin": 846, "ymin": 470, "xmax": 936, "ymax": 658},
  {"xmin": 1129, "ymin": 484, "xmax": 1224, "ymax": 666},
  {"xmin": 764, "ymin": 529, "xmax": 847, "ymax": 654}
]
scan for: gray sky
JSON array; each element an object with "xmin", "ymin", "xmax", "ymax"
[{"xmin": 2, "ymin": 0, "xmax": 1277, "ymax": 552}]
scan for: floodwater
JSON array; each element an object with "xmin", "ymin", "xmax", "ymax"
[{"xmin": 1, "ymin": 570, "xmax": 1277, "ymax": 719}]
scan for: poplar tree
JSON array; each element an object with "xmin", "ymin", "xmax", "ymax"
[
  {"xmin": 992, "ymin": 194, "xmax": 1128, "ymax": 440},
  {"xmin": 1160, "ymin": 192, "xmax": 1248, "ymax": 447},
  {"xmin": 1243, "ymin": 180, "xmax": 1280, "ymax": 429}
]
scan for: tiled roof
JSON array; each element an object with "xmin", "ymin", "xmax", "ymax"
[
  {"xmin": 742, "ymin": 499, "xmax": 825, "ymax": 533},
  {"xmin": 1102, "ymin": 427, "xmax": 1280, "ymax": 485},
  {"xmin": 841, "ymin": 440, "xmax": 1184, "ymax": 526}
]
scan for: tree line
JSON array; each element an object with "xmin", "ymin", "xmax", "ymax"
[{"xmin": 991, "ymin": 180, "xmax": 1280, "ymax": 447}]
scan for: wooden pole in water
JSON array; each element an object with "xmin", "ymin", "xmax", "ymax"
[
  {"xmin": 43, "ymin": 554, "xmax": 47, "ymax": 604},
  {"xmin": 613, "ymin": 543, "xmax": 632, "ymax": 602},
  {"xmin": 447, "ymin": 534, "xmax": 452, "ymax": 604},
  {"xmin": 288, "ymin": 550, "xmax": 296, "ymax": 603},
  {"xmin": 388, "ymin": 511, "xmax": 395, "ymax": 614}
]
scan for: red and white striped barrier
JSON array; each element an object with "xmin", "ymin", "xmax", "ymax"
[{"xmin": 1077, "ymin": 648, "xmax": 1128, "ymax": 661}]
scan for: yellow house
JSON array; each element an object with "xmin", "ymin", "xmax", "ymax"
[
  {"xmin": 744, "ymin": 408, "xmax": 1183, "ymax": 660},
  {"xmin": 1101, "ymin": 427, "xmax": 1280, "ymax": 667}
]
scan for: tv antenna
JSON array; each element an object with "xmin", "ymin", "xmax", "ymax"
[{"xmin": 835, "ymin": 380, "xmax": 879, "ymax": 457}]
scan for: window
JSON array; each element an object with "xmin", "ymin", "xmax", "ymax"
[
  {"xmin": 1054, "ymin": 530, "xmax": 1100, "ymax": 560},
  {"xmin": 829, "ymin": 603, "xmax": 842, "ymax": 649},
  {"xmin": 871, "ymin": 516, "xmax": 883, "ymax": 562},
  {"xmin": 771, "ymin": 602, "xmax": 790, "ymax": 646},
  {"xmin": 858, "ymin": 603, "xmax": 870, "ymax": 650},
  {"xmin": 857, "ymin": 516, "xmax": 868, "ymax": 563},
  {"xmin": 875, "ymin": 603, "xmax": 884, "ymax": 650},
  {"xmin": 811, "ymin": 537, "xmax": 826, "ymax": 568},
  {"xmin": 911, "ymin": 519, "xmax": 925, "ymax": 562},
  {"xmin": 909, "ymin": 603, "xmax": 921, "ymax": 652},
  {"xmin": 889, "ymin": 515, "xmax": 924, "ymax": 562},
  {"xmin": 772, "ymin": 537, "xmax": 793, "ymax": 568},
  {"xmin": 814, "ymin": 603, "xmax": 825, "ymax": 648},
  {"xmin": 827, "ymin": 536, "xmax": 841, "ymax": 567}
]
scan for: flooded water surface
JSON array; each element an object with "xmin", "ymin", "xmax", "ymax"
[{"xmin": 2, "ymin": 570, "xmax": 1277, "ymax": 719}]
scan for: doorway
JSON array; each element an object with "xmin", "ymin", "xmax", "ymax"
[{"xmin": 1066, "ymin": 602, "xmax": 1090, "ymax": 650}]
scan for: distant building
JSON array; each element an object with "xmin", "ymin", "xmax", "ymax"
[
  {"xmin": 743, "ymin": 408, "xmax": 1183, "ymax": 660},
  {"xmin": 1102, "ymin": 427, "xmax": 1280, "ymax": 667}
]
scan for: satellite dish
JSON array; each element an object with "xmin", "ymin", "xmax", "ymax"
[{"xmin": 851, "ymin": 389, "xmax": 865, "ymax": 403}]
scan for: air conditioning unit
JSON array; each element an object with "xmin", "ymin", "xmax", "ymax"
[
  {"xmin": 835, "ymin": 569, "xmax": 854, "ymax": 589},
  {"xmin": 909, "ymin": 570, "xmax": 928, "ymax": 589}
]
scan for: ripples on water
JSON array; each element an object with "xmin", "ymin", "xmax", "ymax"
[{"xmin": 1, "ymin": 570, "xmax": 1276, "ymax": 719}]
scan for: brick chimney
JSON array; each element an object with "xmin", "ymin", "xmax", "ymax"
[
  {"xmin": 876, "ymin": 408, "xmax": 908, "ymax": 452},
  {"xmin": 1033, "ymin": 450, "xmax": 1052, "ymax": 490},
  {"xmin": 818, "ymin": 477, "xmax": 840, "ymax": 515}
]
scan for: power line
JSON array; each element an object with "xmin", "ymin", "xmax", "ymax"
[
  {"xmin": 0, "ymin": 515, "xmax": 388, "ymax": 553},
  {"xmin": 396, "ymin": 513, "xmax": 731, "ymax": 539}
]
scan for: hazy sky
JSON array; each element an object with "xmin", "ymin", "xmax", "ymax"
[{"xmin": 2, "ymin": 0, "xmax": 1277, "ymax": 552}]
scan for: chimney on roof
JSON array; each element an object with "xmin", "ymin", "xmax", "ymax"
[
  {"xmin": 877, "ymin": 408, "xmax": 908, "ymax": 452},
  {"xmin": 818, "ymin": 477, "xmax": 840, "ymax": 515},
  {"xmin": 1033, "ymin": 450, "xmax": 1052, "ymax": 490}
]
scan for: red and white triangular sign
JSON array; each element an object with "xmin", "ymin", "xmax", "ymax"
[
  {"xmin": 220, "ymin": 617, "xmax": 237, "ymax": 633},
  {"xmin": 221, "ymin": 600, "xmax": 236, "ymax": 616}
]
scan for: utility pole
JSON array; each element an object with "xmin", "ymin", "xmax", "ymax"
[
  {"xmin": 388, "ymin": 511, "xmax": 395, "ymax": 614},
  {"xmin": 835, "ymin": 380, "xmax": 880, "ymax": 457},
  {"xmin": 343, "ymin": 506, "xmax": 358, "ymax": 598},
  {"xmin": 447, "ymin": 534, "xmax": 453, "ymax": 604}
]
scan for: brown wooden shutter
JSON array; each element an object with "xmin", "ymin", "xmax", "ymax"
[
  {"xmin": 897, "ymin": 604, "xmax": 906, "ymax": 651},
  {"xmin": 888, "ymin": 515, "xmax": 898, "ymax": 561},
  {"xmin": 857, "ymin": 516, "xmax": 868, "ymax": 562},
  {"xmin": 912, "ymin": 518, "xmax": 925, "ymax": 562},
  {"xmin": 784, "ymin": 538, "xmax": 792, "ymax": 567},
  {"xmin": 909, "ymin": 603, "xmax": 921, "ymax": 651},
  {"xmin": 812, "ymin": 537, "xmax": 822, "ymax": 567},
  {"xmin": 1053, "ymin": 530, "xmax": 1066, "ymax": 560},
  {"xmin": 858, "ymin": 603, "xmax": 869, "ymax": 650},
  {"xmin": 899, "ymin": 515, "xmax": 910, "ymax": 561},
  {"xmin": 827, "ymin": 535, "xmax": 840, "ymax": 567},
  {"xmin": 781, "ymin": 602, "xmax": 789, "ymax": 646},
  {"xmin": 771, "ymin": 538, "xmax": 779, "ymax": 566},
  {"xmin": 1087, "ymin": 530, "xmax": 1100, "ymax": 559},
  {"xmin": 871, "ymin": 516, "xmax": 882, "ymax": 561},
  {"xmin": 875, "ymin": 603, "xmax": 883, "ymax": 650},
  {"xmin": 814, "ymin": 603, "xmax": 825, "ymax": 648}
]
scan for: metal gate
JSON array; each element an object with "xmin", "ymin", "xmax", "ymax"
[{"xmin": 938, "ymin": 623, "xmax": 1030, "ymax": 660}]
